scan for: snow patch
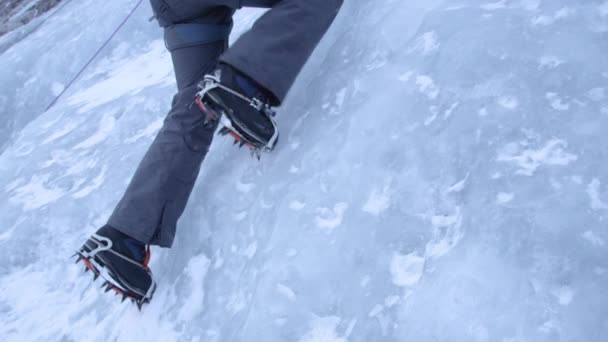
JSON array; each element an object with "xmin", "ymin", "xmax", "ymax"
[
  {"xmin": 236, "ymin": 180, "xmax": 255, "ymax": 193},
  {"xmin": 234, "ymin": 211, "xmax": 248, "ymax": 221},
  {"xmin": 4, "ymin": 177, "xmax": 25, "ymax": 192},
  {"xmin": 411, "ymin": 31, "xmax": 440, "ymax": 55},
  {"xmin": 443, "ymin": 102, "xmax": 459, "ymax": 119},
  {"xmin": 73, "ymin": 112, "xmax": 116, "ymax": 149},
  {"xmin": 586, "ymin": 179, "xmax": 608, "ymax": 210},
  {"xmin": 72, "ymin": 165, "xmax": 107, "ymax": 198},
  {"xmin": 177, "ymin": 254, "xmax": 210, "ymax": 321},
  {"xmin": 390, "ymin": 252, "xmax": 425, "ymax": 287},
  {"xmin": 9, "ymin": 174, "xmax": 66, "ymax": 210},
  {"xmin": 335, "ymin": 88, "xmax": 347, "ymax": 108},
  {"xmin": 497, "ymin": 139, "xmax": 578, "ymax": 176},
  {"xmin": 425, "ymin": 207, "xmax": 464, "ymax": 258},
  {"xmin": 538, "ymin": 56, "xmax": 563, "ymax": 70},
  {"xmin": 445, "ymin": 175, "xmax": 468, "ymax": 194},
  {"xmin": 299, "ymin": 316, "xmax": 347, "ymax": 342},
  {"xmin": 290, "ymin": 200, "xmax": 307, "ymax": 211},
  {"xmin": 532, "ymin": 7, "xmax": 574, "ymax": 26},
  {"xmin": 227, "ymin": 292, "xmax": 248, "ymax": 314},
  {"xmin": 539, "ymin": 319, "xmax": 560, "ymax": 334},
  {"xmin": 497, "ymin": 96, "xmax": 519, "ymax": 109},
  {"xmin": 496, "ymin": 192, "xmax": 514, "ymax": 204},
  {"xmin": 276, "ymin": 283, "xmax": 296, "ymax": 301},
  {"xmin": 582, "ymin": 231, "xmax": 605, "ymax": 246},
  {"xmin": 67, "ymin": 40, "xmax": 173, "ymax": 113},
  {"xmin": 520, "ymin": 0, "xmax": 540, "ymax": 11},
  {"xmin": 368, "ymin": 304, "xmax": 383, "ymax": 317},
  {"xmin": 384, "ymin": 295, "xmax": 400, "ymax": 307},
  {"xmin": 42, "ymin": 121, "xmax": 79, "ymax": 144},
  {"xmin": 362, "ymin": 186, "xmax": 391, "ymax": 216},
  {"xmin": 0, "ymin": 223, "xmax": 18, "ymax": 242},
  {"xmin": 481, "ymin": 0, "xmax": 507, "ymax": 11},
  {"xmin": 66, "ymin": 157, "xmax": 98, "ymax": 176},
  {"xmin": 554, "ymin": 7, "xmax": 574, "ymax": 19},
  {"xmin": 552, "ymin": 286, "xmax": 574, "ymax": 306},
  {"xmin": 315, "ymin": 202, "xmax": 348, "ymax": 230},
  {"xmin": 424, "ymin": 106, "xmax": 439, "ymax": 126},
  {"xmin": 546, "ymin": 92, "xmax": 570, "ymax": 111},
  {"xmin": 416, "ymin": 75, "xmax": 439, "ymax": 100},
  {"xmin": 398, "ymin": 71, "xmax": 413, "ymax": 82},
  {"xmin": 240, "ymin": 241, "xmax": 258, "ymax": 259}
]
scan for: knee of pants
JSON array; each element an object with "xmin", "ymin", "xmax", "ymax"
[
  {"xmin": 183, "ymin": 111, "xmax": 217, "ymax": 153},
  {"xmin": 165, "ymin": 86, "xmax": 217, "ymax": 153},
  {"xmin": 170, "ymin": 40, "xmax": 225, "ymax": 90}
]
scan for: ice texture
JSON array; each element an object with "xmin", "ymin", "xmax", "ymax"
[{"xmin": 1, "ymin": 0, "xmax": 607, "ymax": 341}]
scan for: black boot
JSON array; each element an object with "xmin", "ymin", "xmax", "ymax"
[
  {"xmin": 75, "ymin": 225, "xmax": 156, "ymax": 309},
  {"xmin": 196, "ymin": 64, "xmax": 279, "ymax": 152}
]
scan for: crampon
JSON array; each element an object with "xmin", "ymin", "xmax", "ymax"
[
  {"xmin": 74, "ymin": 233, "xmax": 156, "ymax": 310},
  {"xmin": 195, "ymin": 72, "xmax": 279, "ymax": 160}
]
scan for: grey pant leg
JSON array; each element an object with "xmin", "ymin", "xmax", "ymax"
[
  {"xmin": 109, "ymin": 0, "xmax": 342, "ymax": 247},
  {"xmin": 108, "ymin": 19, "xmax": 228, "ymax": 248},
  {"xmin": 221, "ymin": 0, "xmax": 343, "ymax": 103}
]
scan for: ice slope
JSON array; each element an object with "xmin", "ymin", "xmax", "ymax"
[
  {"xmin": 1, "ymin": 0, "xmax": 608, "ymax": 341},
  {"xmin": 0, "ymin": 0, "xmax": 63, "ymax": 39}
]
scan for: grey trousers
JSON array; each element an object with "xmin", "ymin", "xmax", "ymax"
[{"xmin": 107, "ymin": 0, "xmax": 342, "ymax": 247}]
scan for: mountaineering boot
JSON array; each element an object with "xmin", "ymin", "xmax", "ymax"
[
  {"xmin": 195, "ymin": 63, "xmax": 279, "ymax": 154},
  {"xmin": 74, "ymin": 225, "xmax": 156, "ymax": 309}
]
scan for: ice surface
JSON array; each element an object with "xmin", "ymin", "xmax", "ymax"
[{"xmin": 1, "ymin": 0, "xmax": 608, "ymax": 341}]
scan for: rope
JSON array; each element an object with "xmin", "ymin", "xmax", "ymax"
[{"xmin": 43, "ymin": 0, "xmax": 145, "ymax": 112}]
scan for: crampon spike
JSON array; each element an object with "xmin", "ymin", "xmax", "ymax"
[
  {"xmin": 227, "ymin": 131, "xmax": 240, "ymax": 141},
  {"xmin": 218, "ymin": 127, "xmax": 229, "ymax": 136},
  {"xmin": 74, "ymin": 241, "xmax": 154, "ymax": 310}
]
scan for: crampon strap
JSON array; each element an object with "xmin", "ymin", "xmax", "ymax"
[{"xmin": 195, "ymin": 72, "xmax": 279, "ymax": 153}]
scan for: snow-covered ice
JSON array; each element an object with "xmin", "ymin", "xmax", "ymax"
[{"xmin": 1, "ymin": 0, "xmax": 607, "ymax": 341}]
